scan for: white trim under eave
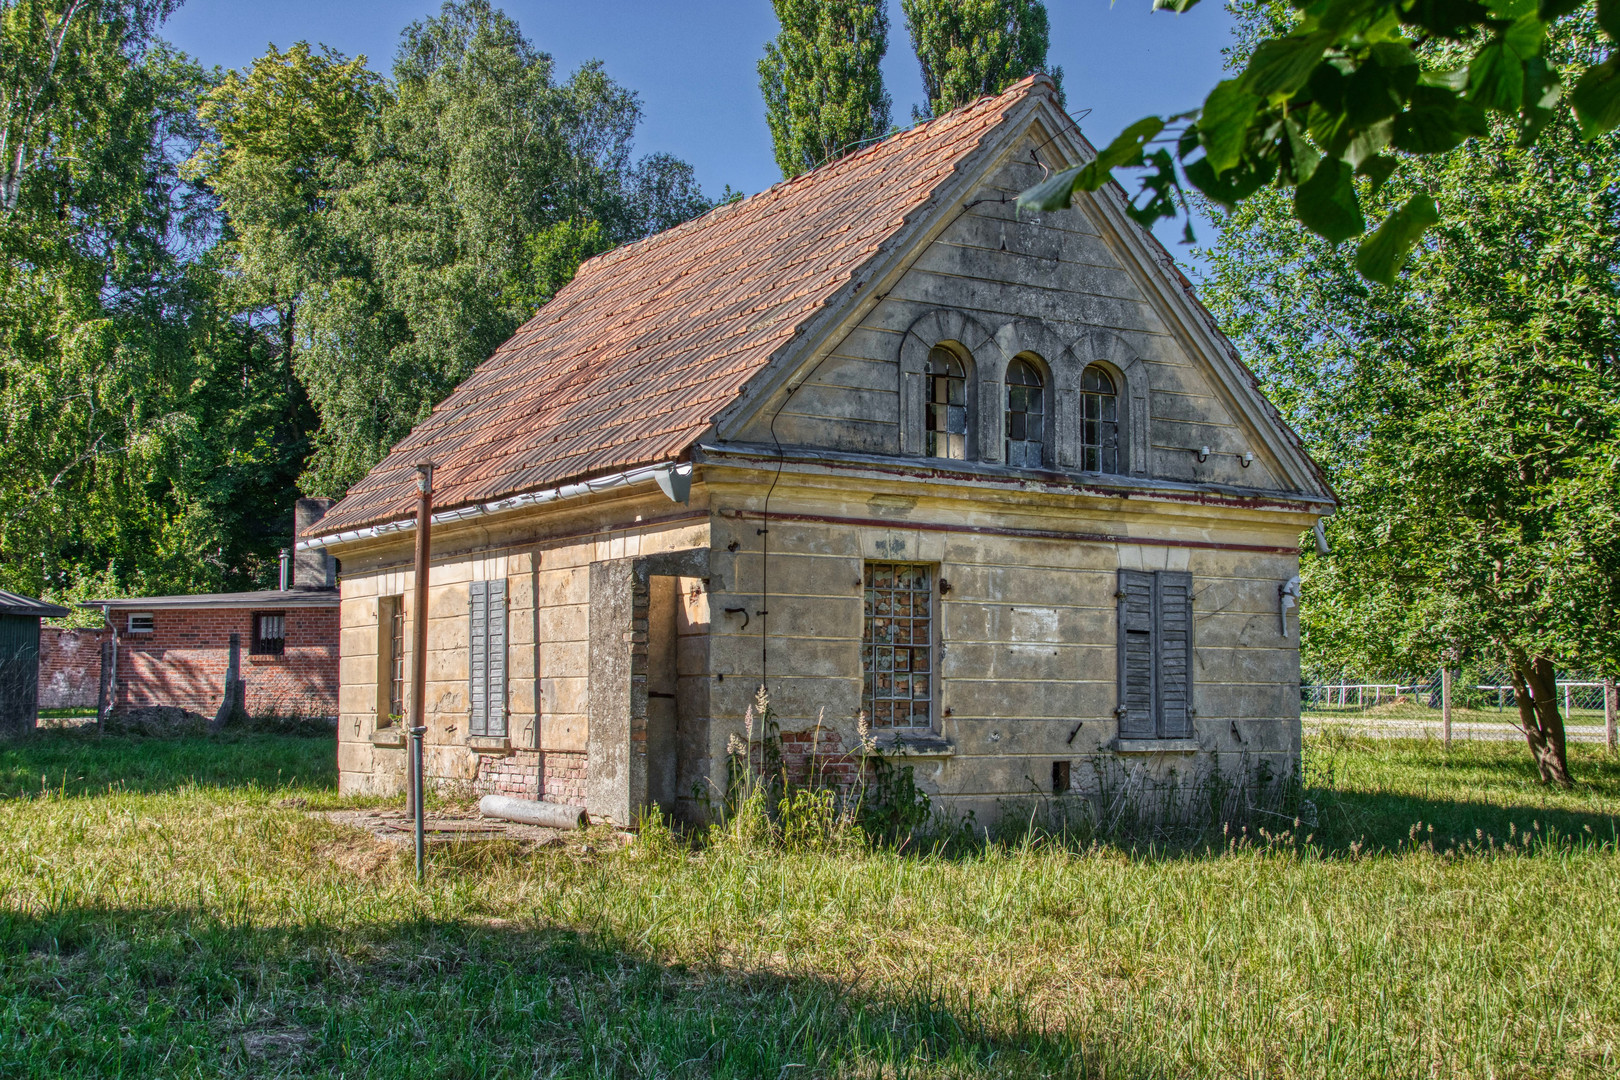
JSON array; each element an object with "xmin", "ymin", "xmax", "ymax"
[{"xmin": 294, "ymin": 461, "xmax": 694, "ymax": 552}]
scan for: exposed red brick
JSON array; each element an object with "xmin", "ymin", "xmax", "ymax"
[{"xmin": 110, "ymin": 607, "xmax": 338, "ymax": 718}]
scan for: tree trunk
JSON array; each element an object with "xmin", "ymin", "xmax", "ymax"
[{"xmin": 1508, "ymin": 654, "xmax": 1573, "ymax": 786}]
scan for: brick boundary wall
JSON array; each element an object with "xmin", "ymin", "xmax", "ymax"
[
  {"xmin": 474, "ymin": 749, "xmax": 587, "ymax": 806},
  {"xmin": 38, "ymin": 628, "xmax": 108, "ymax": 710}
]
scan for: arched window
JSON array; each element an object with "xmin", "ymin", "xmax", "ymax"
[
  {"xmin": 1005, "ymin": 358, "xmax": 1045, "ymax": 468},
  {"xmin": 925, "ymin": 345, "xmax": 968, "ymax": 459},
  {"xmin": 1080, "ymin": 365, "xmax": 1120, "ymax": 473}
]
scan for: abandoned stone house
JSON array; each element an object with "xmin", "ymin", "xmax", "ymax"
[{"xmin": 300, "ymin": 75, "xmax": 1335, "ymax": 826}]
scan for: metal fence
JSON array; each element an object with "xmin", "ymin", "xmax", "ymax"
[{"xmin": 1301, "ymin": 671, "xmax": 1619, "ymax": 746}]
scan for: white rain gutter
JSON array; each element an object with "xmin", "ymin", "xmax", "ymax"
[{"xmin": 294, "ymin": 461, "xmax": 693, "ymax": 552}]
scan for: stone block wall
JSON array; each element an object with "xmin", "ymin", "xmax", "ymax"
[
  {"xmin": 38, "ymin": 627, "xmax": 107, "ymax": 709},
  {"xmin": 112, "ymin": 606, "xmax": 338, "ymax": 718},
  {"xmin": 703, "ymin": 482, "xmax": 1308, "ymax": 826},
  {"xmin": 334, "ymin": 504, "xmax": 710, "ymax": 799}
]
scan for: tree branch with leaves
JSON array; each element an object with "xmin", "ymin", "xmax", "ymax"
[{"xmin": 1021, "ymin": 0, "xmax": 1620, "ymax": 284}]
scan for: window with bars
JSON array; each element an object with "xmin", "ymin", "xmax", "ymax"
[
  {"xmin": 1081, "ymin": 365, "xmax": 1120, "ymax": 473},
  {"xmin": 251, "ymin": 612, "xmax": 286, "ymax": 655},
  {"xmin": 1005, "ymin": 357, "xmax": 1045, "ymax": 468},
  {"xmin": 926, "ymin": 345, "xmax": 968, "ymax": 459},
  {"xmin": 862, "ymin": 562, "xmax": 934, "ymax": 730}
]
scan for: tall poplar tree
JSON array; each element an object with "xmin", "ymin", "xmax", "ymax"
[
  {"xmin": 901, "ymin": 0, "xmax": 1061, "ymax": 120},
  {"xmin": 759, "ymin": 0, "xmax": 893, "ymax": 179}
]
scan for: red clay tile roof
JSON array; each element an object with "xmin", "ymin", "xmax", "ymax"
[{"xmin": 310, "ymin": 77, "xmax": 1048, "ymax": 539}]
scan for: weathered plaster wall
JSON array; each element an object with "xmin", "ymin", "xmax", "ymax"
[
  {"xmin": 702, "ymin": 470, "xmax": 1306, "ymax": 825},
  {"xmin": 737, "ymin": 127, "xmax": 1289, "ymax": 491},
  {"xmin": 333, "ymin": 494, "xmax": 709, "ymax": 801}
]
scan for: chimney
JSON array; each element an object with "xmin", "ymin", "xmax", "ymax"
[
  {"xmin": 293, "ymin": 498, "xmax": 337, "ymax": 590},
  {"xmin": 278, "ymin": 549, "xmax": 291, "ymax": 591}
]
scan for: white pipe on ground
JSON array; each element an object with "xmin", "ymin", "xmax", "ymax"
[{"xmin": 478, "ymin": 794, "xmax": 587, "ymax": 830}]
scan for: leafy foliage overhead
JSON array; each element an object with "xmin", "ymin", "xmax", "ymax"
[
  {"xmin": 901, "ymin": 0, "xmax": 1063, "ymax": 119},
  {"xmin": 1020, "ymin": 0, "xmax": 1620, "ymax": 283},
  {"xmin": 759, "ymin": 0, "xmax": 894, "ymax": 178}
]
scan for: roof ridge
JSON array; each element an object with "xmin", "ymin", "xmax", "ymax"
[{"xmin": 571, "ymin": 75, "xmax": 1054, "ymax": 280}]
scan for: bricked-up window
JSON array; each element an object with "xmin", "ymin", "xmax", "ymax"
[
  {"xmin": 926, "ymin": 345, "xmax": 968, "ymax": 459},
  {"xmin": 863, "ymin": 562, "xmax": 933, "ymax": 730},
  {"xmin": 1005, "ymin": 358, "xmax": 1045, "ymax": 468},
  {"xmin": 1080, "ymin": 365, "xmax": 1120, "ymax": 473},
  {"xmin": 1116, "ymin": 570, "xmax": 1194, "ymax": 740},
  {"xmin": 468, "ymin": 579, "xmax": 508, "ymax": 738},
  {"xmin": 252, "ymin": 612, "xmax": 286, "ymax": 656}
]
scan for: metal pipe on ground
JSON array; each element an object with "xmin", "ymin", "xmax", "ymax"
[{"xmin": 479, "ymin": 795, "xmax": 587, "ymax": 830}]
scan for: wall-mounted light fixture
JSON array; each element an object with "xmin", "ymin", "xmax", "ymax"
[
  {"xmin": 1240, "ymin": 451, "xmax": 1255, "ymax": 468},
  {"xmin": 1196, "ymin": 446, "xmax": 1210, "ymax": 463}
]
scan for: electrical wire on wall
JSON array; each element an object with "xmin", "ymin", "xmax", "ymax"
[{"xmin": 755, "ymin": 194, "xmax": 1009, "ymax": 692}]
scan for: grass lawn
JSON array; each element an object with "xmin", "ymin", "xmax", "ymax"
[{"xmin": 1, "ymin": 730, "xmax": 1616, "ymax": 1078}]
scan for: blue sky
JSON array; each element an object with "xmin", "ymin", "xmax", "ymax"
[{"xmin": 162, "ymin": 1, "xmax": 1236, "ymax": 261}]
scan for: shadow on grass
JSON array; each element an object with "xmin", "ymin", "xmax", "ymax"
[
  {"xmin": 0, "ymin": 728, "xmax": 336, "ymax": 799},
  {"xmin": 0, "ymin": 904, "xmax": 1138, "ymax": 1079}
]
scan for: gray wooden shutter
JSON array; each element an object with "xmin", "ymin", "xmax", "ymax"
[
  {"xmin": 1155, "ymin": 571, "xmax": 1194, "ymax": 737},
  {"xmin": 486, "ymin": 578, "xmax": 507, "ymax": 737},
  {"xmin": 469, "ymin": 581, "xmax": 489, "ymax": 736},
  {"xmin": 1117, "ymin": 569, "xmax": 1156, "ymax": 738}
]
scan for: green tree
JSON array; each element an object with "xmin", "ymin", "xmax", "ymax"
[
  {"xmin": 1, "ymin": 15, "xmax": 314, "ymax": 607},
  {"xmin": 1200, "ymin": 8, "xmax": 1620, "ymax": 785},
  {"xmin": 759, "ymin": 0, "xmax": 893, "ymax": 178},
  {"xmin": 1019, "ymin": 0, "xmax": 1620, "ymax": 283},
  {"xmin": 182, "ymin": 42, "xmax": 384, "ymax": 362},
  {"xmin": 0, "ymin": 1, "xmax": 178, "ymax": 215},
  {"xmin": 290, "ymin": 1, "xmax": 712, "ymax": 495},
  {"xmin": 901, "ymin": 0, "xmax": 1062, "ymax": 119}
]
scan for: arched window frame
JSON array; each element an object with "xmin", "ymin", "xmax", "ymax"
[
  {"xmin": 898, "ymin": 310, "xmax": 993, "ymax": 459},
  {"xmin": 1079, "ymin": 361, "xmax": 1123, "ymax": 474},
  {"xmin": 1002, "ymin": 352, "xmax": 1052, "ymax": 469},
  {"xmin": 924, "ymin": 342, "xmax": 973, "ymax": 460},
  {"xmin": 1069, "ymin": 329, "xmax": 1151, "ymax": 478}
]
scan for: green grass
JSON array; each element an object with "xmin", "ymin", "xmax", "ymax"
[{"xmin": 1, "ymin": 730, "xmax": 1616, "ymax": 1078}]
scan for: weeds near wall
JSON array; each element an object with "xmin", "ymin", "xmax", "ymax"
[{"xmin": 703, "ymin": 686, "xmax": 933, "ymax": 852}]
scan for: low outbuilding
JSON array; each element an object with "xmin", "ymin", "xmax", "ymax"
[
  {"xmin": 0, "ymin": 591, "xmax": 72, "ymax": 735},
  {"xmin": 84, "ymin": 500, "xmax": 342, "ymax": 725}
]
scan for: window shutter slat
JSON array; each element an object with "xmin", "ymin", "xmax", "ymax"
[
  {"xmin": 1117, "ymin": 569, "xmax": 1155, "ymax": 738},
  {"xmin": 487, "ymin": 579, "xmax": 507, "ymax": 738},
  {"xmin": 469, "ymin": 580, "xmax": 488, "ymax": 737},
  {"xmin": 1155, "ymin": 571, "xmax": 1194, "ymax": 738}
]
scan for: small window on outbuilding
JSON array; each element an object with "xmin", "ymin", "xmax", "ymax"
[
  {"xmin": 926, "ymin": 345, "xmax": 968, "ymax": 460},
  {"xmin": 863, "ymin": 562, "xmax": 934, "ymax": 730},
  {"xmin": 127, "ymin": 613, "xmax": 154, "ymax": 634},
  {"xmin": 1005, "ymin": 358, "xmax": 1045, "ymax": 468},
  {"xmin": 251, "ymin": 612, "xmax": 286, "ymax": 656},
  {"xmin": 1081, "ymin": 365, "xmax": 1120, "ymax": 473}
]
